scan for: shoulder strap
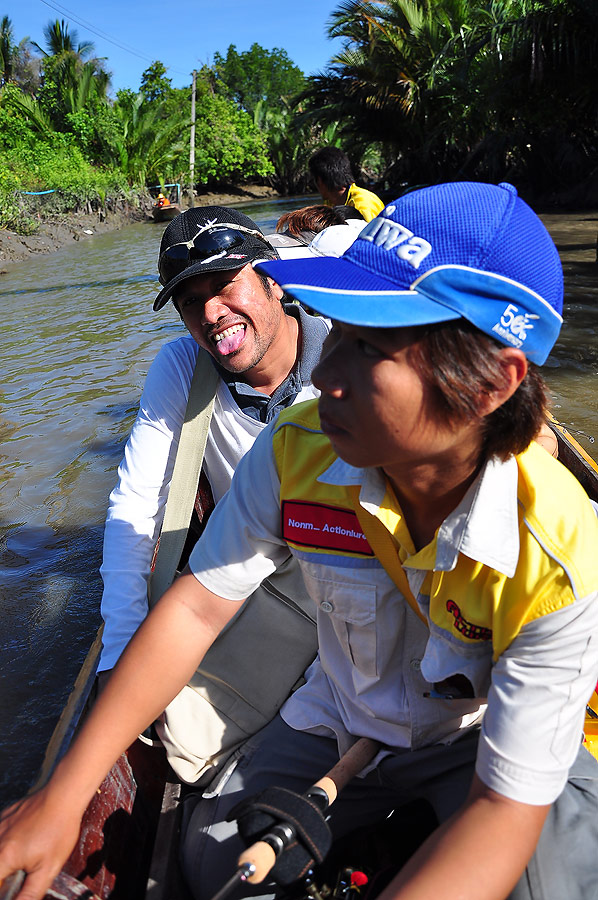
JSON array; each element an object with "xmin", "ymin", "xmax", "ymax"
[
  {"xmin": 149, "ymin": 349, "xmax": 220, "ymax": 606},
  {"xmin": 349, "ymin": 488, "xmax": 428, "ymax": 627}
]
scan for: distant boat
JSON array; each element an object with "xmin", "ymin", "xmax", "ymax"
[
  {"xmin": 153, "ymin": 202, "xmax": 181, "ymax": 222},
  {"xmin": 151, "ymin": 183, "xmax": 182, "ymax": 223}
]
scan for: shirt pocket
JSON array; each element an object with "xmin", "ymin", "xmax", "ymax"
[
  {"xmin": 302, "ymin": 568, "xmax": 379, "ymax": 678},
  {"xmin": 422, "ymin": 629, "xmax": 493, "ymax": 699}
]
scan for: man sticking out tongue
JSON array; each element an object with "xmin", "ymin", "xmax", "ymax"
[
  {"xmin": 213, "ymin": 323, "xmax": 246, "ymax": 356},
  {"xmin": 95, "ymin": 206, "xmax": 330, "ymax": 786}
]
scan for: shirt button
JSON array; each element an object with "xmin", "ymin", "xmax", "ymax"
[
  {"xmin": 410, "ymin": 658, "xmax": 421, "ymax": 671},
  {"xmin": 321, "ymin": 601, "xmax": 334, "ymax": 613}
]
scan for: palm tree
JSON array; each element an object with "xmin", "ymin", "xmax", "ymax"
[
  {"xmin": 33, "ymin": 19, "xmax": 110, "ymax": 131},
  {"xmin": 305, "ymin": 0, "xmax": 484, "ymax": 181},
  {"xmin": 305, "ymin": 0, "xmax": 598, "ymax": 194},
  {"xmin": 109, "ymin": 92, "xmax": 187, "ymax": 184},
  {"xmin": 0, "ymin": 15, "xmax": 16, "ymax": 84},
  {"xmin": 254, "ymin": 98, "xmax": 328, "ymax": 194},
  {"xmin": 32, "ymin": 19, "xmax": 94, "ymax": 60},
  {"xmin": 442, "ymin": 0, "xmax": 598, "ymax": 190}
]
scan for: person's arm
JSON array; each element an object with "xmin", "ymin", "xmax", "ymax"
[
  {"xmin": 379, "ymin": 775, "xmax": 549, "ymax": 900},
  {"xmin": 0, "ymin": 572, "xmax": 237, "ymax": 900},
  {"xmin": 99, "ymin": 337, "xmax": 196, "ymax": 672},
  {"xmin": 534, "ymin": 420, "xmax": 558, "ymax": 457},
  {"xmin": 383, "ymin": 587, "xmax": 598, "ymax": 900},
  {"xmin": 0, "ymin": 420, "xmax": 289, "ymax": 900}
]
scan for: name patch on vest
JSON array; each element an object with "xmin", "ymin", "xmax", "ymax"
[{"xmin": 282, "ymin": 501, "xmax": 374, "ymax": 555}]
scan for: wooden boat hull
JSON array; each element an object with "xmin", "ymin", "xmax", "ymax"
[
  {"xmin": 58, "ymin": 741, "xmax": 177, "ymax": 900},
  {"xmin": 152, "ymin": 205, "xmax": 181, "ymax": 223},
  {"xmin": 2, "ymin": 419, "xmax": 597, "ymax": 900},
  {"xmin": 548, "ymin": 414, "xmax": 598, "ymax": 503}
]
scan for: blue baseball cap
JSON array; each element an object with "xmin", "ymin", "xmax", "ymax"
[{"xmin": 257, "ymin": 182, "xmax": 563, "ymax": 365}]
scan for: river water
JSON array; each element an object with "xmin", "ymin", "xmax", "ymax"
[{"xmin": 1, "ymin": 199, "xmax": 597, "ymax": 808}]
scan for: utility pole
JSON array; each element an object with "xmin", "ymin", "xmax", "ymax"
[{"xmin": 189, "ymin": 69, "xmax": 196, "ymax": 208}]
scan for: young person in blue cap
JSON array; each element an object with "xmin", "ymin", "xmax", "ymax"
[{"xmin": 1, "ymin": 182, "xmax": 597, "ymax": 900}]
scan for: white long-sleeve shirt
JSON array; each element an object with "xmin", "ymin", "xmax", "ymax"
[{"xmin": 99, "ymin": 306, "xmax": 330, "ymax": 670}]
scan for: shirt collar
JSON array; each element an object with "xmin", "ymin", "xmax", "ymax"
[
  {"xmin": 433, "ymin": 455, "xmax": 520, "ymax": 576},
  {"xmin": 293, "ymin": 303, "xmax": 331, "ymax": 382},
  {"xmin": 318, "ymin": 457, "xmax": 386, "ymax": 502},
  {"xmin": 318, "ymin": 454, "xmax": 520, "ymax": 577}
]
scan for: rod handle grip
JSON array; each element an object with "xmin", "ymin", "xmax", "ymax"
[{"xmin": 312, "ymin": 737, "xmax": 379, "ymax": 805}]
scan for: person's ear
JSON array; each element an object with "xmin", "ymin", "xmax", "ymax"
[
  {"xmin": 479, "ymin": 348, "xmax": 528, "ymax": 416},
  {"xmin": 269, "ymin": 276, "xmax": 284, "ymax": 302}
]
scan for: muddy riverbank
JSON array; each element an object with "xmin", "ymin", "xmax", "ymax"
[{"xmin": 0, "ymin": 183, "xmax": 281, "ymax": 267}]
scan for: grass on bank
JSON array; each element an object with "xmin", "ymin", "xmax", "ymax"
[{"xmin": 0, "ymin": 96, "xmax": 148, "ymax": 235}]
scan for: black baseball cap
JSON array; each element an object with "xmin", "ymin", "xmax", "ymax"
[{"xmin": 153, "ymin": 206, "xmax": 277, "ymax": 311}]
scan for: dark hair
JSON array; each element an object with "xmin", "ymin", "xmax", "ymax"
[
  {"xmin": 276, "ymin": 205, "xmax": 346, "ymax": 236},
  {"xmin": 407, "ymin": 320, "xmax": 548, "ymax": 461},
  {"xmin": 309, "ymin": 147, "xmax": 354, "ymax": 191},
  {"xmin": 333, "ymin": 205, "xmax": 366, "ymax": 223},
  {"xmin": 256, "ymin": 266, "xmax": 276, "ymax": 298}
]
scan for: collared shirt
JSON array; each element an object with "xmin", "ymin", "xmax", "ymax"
[
  {"xmin": 216, "ymin": 304, "xmax": 329, "ymax": 424},
  {"xmin": 345, "ymin": 183, "xmax": 385, "ymax": 222},
  {"xmin": 189, "ymin": 401, "xmax": 598, "ymax": 805},
  {"xmin": 99, "ymin": 308, "xmax": 329, "ymax": 670}
]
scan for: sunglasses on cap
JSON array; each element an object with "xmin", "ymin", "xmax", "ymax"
[{"xmin": 158, "ymin": 222, "xmax": 271, "ymax": 285}]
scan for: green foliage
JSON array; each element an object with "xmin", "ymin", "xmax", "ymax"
[
  {"xmin": 2, "ymin": 131, "xmax": 125, "ymax": 197},
  {"xmin": 254, "ymin": 98, "xmax": 325, "ymax": 194},
  {"xmin": 0, "ymin": 23, "xmax": 305, "ymax": 231},
  {"xmin": 37, "ymin": 52, "xmax": 110, "ymax": 132},
  {"xmin": 109, "ymin": 91, "xmax": 186, "ymax": 184},
  {"xmin": 116, "ymin": 87, "xmax": 136, "ymax": 106},
  {"xmin": 140, "ymin": 60, "xmax": 173, "ymax": 102},
  {"xmin": 113, "ymin": 71, "xmax": 274, "ymax": 187},
  {"xmin": 0, "ymin": 82, "xmax": 53, "ymax": 138},
  {"xmin": 213, "ymin": 43, "xmax": 306, "ymax": 117},
  {"xmin": 0, "ymin": 15, "xmax": 39, "ymax": 93},
  {"xmin": 193, "ymin": 90, "xmax": 273, "ymax": 183},
  {"xmin": 3, "ymin": 0, "xmax": 598, "ymax": 216},
  {"xmin": 307, "ymin": 0, "xmax": 598, "ymax": 196},
  {"xmin": 0, "ymin": 120, "xmax": 130, "ymax": 232},
  {"xmin": 0, "ymin": 83, "xmax": 128, "ymax": 230}
]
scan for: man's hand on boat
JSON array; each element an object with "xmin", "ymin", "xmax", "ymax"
[
  {"xmin": 0, "ymin": 781, "xmax": 85, "ymax": 900},
  {"xmin": 0, "ymin": 571, "xmax": 240, "ymax": 900}
]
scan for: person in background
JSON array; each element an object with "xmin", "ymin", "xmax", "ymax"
[
  {"xmin": 277, "ymin": 204, "xmax": 345, "ymax": 238},
  {"xmin": 309, "ymin": 146, "xmax": 385, "ymax": 222},
  {"xmin": 267, "ymin": 204, "xmax": 365, "ymax": 261},
  {"xmin": 266, "ymin": 205, "xmax": 346, "ymax": 257}
]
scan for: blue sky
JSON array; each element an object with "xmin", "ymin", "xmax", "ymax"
[{"xmin": 6, "ymin": 0, "xmax": 345, "ymax": 95}]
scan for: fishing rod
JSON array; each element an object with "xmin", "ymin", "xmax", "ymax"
[{"xmin": 211, "ymin": 737, "xmax": 379, "ymax": 900}]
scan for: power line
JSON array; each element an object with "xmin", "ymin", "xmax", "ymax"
[{"xmin": 37, "ymin": 0, "xmax": 191, "ymax": 77}]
